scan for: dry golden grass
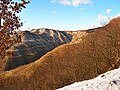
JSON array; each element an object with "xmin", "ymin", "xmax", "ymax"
[{"xmin": 0, "ymin": 17, "xmax": 120, "ymax": 90}]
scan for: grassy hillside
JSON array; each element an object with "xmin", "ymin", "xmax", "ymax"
[
  {"xmin": 0, "ymin": 17, "xmax": 120, "ymax": 90},
  {"xmin": 0, "ymin": 28, "xmax": 87, "ymax": 73}
]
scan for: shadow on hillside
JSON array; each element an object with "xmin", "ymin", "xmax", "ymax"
[{"xmin": 3, "ymin": 29, "xmax": 73, "ymax": 71}]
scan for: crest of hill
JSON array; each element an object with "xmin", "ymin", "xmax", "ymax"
[{"xmin": 0, "ymin": 17, "xmax": 120, "ymax": 90}]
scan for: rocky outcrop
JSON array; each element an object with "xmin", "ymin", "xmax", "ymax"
[
  {"xmin": 66, "ymin": 30, "xmax": 88, "ymax": 43},
  {"xmin": 3, "ymin": 28, "xmax": 73, "ymax": 71}
]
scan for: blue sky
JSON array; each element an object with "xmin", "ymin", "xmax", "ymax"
[{"xmin": 19, "ymin": 0, "xmax": 120, "ymax": 30}]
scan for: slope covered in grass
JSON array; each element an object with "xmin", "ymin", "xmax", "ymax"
[
  {"xmin": 0, "ymin": 17, "xmax": 120, "ymax": 90},
  {"xmin": 0, "ymin": 28, "xmax": 87, "ymax": 72},
  {"xmin": 3, "ymin": 29, "xmax": 72, "ymax": 71}
]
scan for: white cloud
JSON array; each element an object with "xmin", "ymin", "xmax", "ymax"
[
  {"xmin": 51, "ymin": 0, "xmax": 71, "ymax": 5},
  {"xmin": 80, "ymin": 8, "xmax": 84, "ymax": 10},
  {"xmin": 106, "ymin": 9, "xmax": 112, "ymax": 14},
  {"xmin": 97, "ymin": 14, "xmax": 110, "ymax": 25},
  {"xmin": 97, "ymin": 14, "xmax": 108, "ymax": 21},
  {"xmin": 96, "ymin": 13, "xmax": 120, "ymax": 26},
  {"xmin": 51, "ymin": 11, "xmax": 58, "ymax": 14},
  {"xmin": 51, "ymin": 0, "xmax": 92, "ymax": 7}
]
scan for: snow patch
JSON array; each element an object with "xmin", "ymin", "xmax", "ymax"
[{"xmin": 57, "ymin": 68, "xmax": 120, "ymax": 90}]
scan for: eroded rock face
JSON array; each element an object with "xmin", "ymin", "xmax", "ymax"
[{"xmin": 3, "ymin": 28, "xmax": 73, "ymax": 71}]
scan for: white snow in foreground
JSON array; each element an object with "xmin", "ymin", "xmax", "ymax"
[{"xmin": 57, "ymin": 68, "xmax": 120, "ymax": 90}]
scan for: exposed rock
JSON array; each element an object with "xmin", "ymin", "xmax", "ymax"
[{"xmin": 66, "ymin": 30, "xmax": 88, "ymax": 43}]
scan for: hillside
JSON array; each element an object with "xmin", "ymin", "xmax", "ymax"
[
  {"xmin": 58, "ymin": 68, "xmax": 120, "ymax": 90},
  {"xmin": 0, "ymin": 17, "xmax": 120, "ymax": 90},
  {"xmin": 0, "ymin": 28, "xmax": 87, "ymax": 72}
]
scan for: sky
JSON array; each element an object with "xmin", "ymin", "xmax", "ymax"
[{"xmin": 18, "ymin": 0, "xmax": 120, "ymax": 31}]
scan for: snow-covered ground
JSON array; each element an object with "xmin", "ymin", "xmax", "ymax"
[{"xmin": 57, "ymin": 68, "xmax": 120, "ymax": 90}]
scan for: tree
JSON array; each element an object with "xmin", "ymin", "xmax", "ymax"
[{"xmin": 0, "ymin": 0, "xmax": 30, "ymax": 59}]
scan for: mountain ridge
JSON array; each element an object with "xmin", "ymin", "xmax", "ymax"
[{"xmin": 0, "ymin": 28, "xmax": 87, "ymax": 72}]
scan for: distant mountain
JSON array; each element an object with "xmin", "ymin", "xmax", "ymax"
[
  {"xmin": 0, "ymin": 28, "xmax": 87, "ymax": 72},
  {"xmin": 0, "ymin": 17, "xmax": 120, "ymax": 90}
]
